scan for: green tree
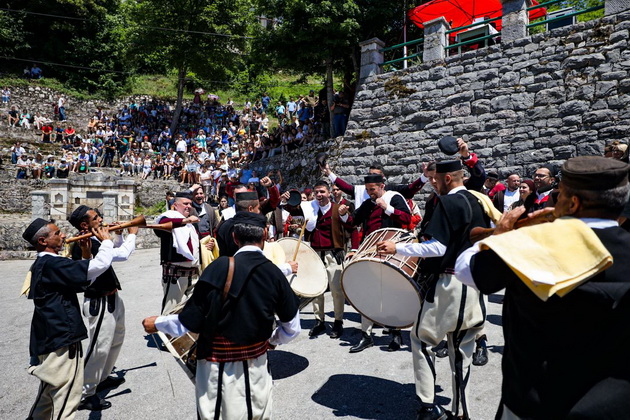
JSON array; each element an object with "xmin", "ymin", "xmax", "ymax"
[
  {"xmin": 0, "ymin": 10, "xmax": 29, "ymax": 56},
  {"xmin": 128, "ymin": 0, "xmax": 255, "ymax": 134},
  {"xmin": 254, "ymin": 0, "xmax": 361, "ymax": 137}
]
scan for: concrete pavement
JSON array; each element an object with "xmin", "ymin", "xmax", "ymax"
[{"xmin": 0, "ymin": 248, "xmax": 504, "ymax": 419}]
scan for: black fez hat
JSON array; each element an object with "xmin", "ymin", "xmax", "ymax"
[
  {"xmin": 561, "ymin": 156, "xmax": 629, "ymax": 191},
  {"xmin": 287, "ymin": 190, "xmax": 302, "ymax": 207},
  {"xmin": 232, "ymin": 211, "xmax": 267, "ymax": 228},
  {"xmin": 436, "ymin": 160, "xmax": 463, "ymax": 173},
  {"xmin": 486, "ymin": 171, "xmax": 499, "ymax": 180},
  {"xmin": 69, "ymin": 205, "xmax": 90, "ymax": 229},
  {"xmin": 235, "ymin": 191, "xmax": 258, "ymax": 202},
  {"xmin": 364, "ymin": 174, "xmax": 384, "ymax": 184},
  {"xmin": 23, "ymin": 218, "xmax": 50, "ymax": 243},
  {"xmin": 438, "ymin": 136, "xmax": 459, "ymax": 155},
  {"xmin": 175, "ymin": 191, "xmax": 193, "ymax": 199}
]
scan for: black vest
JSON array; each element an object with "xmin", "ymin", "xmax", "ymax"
[
  {"xmin": 28, "ymin": 255, "xmax": 90, "ymax": 357},
  {"xmin": 155, "ymin": 229, "xmax": 189, "ymax": 264},
  {"xmin": 71, "ymin": 238, "xmax": 121, "ymax": 296}
]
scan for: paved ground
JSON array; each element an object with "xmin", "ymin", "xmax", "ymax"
[{"xmin": 0, "ymin": 248, "xmax": 505, "ymax": 419}]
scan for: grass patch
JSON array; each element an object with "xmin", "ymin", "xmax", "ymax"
[{"xmin": 135, "ymin": 200, "xmax": 167, "ymax": 216}]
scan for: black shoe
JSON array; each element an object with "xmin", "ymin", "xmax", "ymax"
[
  {"xmin": 416, "ymin": 405, "xmax": 448, "ymax": 420},
  {"xmin": 472, "ymin": 336, "xmax": 489, "ymax": 366},
  {"xmin": 96, "ymin": 375, "xmax": 125, "ymax": 392},
  {"xmin": 433, "ymin": 340, "xmax": 448, "ymax": 358},
  {"xmin": 309, "ymin": 321, "xmax": 326, "ymax": 337},
  {"xmin": 349, "ymin": 333, "xmax": 373, "ymax": 353},
  {"xmin": 388, "ymin": 330, "xmax": 402, "ymax": 352},
  {"xmin": 79, "ymin": 395, "xmax": 112, "ymax": 411},
  {"xmin": 329, "ymin": 320, "xmax": 343, "ymax": 339}
]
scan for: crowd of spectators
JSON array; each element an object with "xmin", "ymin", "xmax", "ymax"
[{"xmin": 4, "ymin": 89, "xmax": 352, "ymax": 198}]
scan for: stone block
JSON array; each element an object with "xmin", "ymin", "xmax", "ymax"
[
  {"xmin": 552, "ymin": 145, "xmax": 576, "ymax": 159},
  {"xmin": 535, "ymin": 87, "xmax": 566, "ymax": 105},
  {"xmin": 562, "ymin": 53, "xmax": 606, "ymax": 70},
  {"xmin": 595, "ymin": 81, "xmax": 618, "ymax": 97}
]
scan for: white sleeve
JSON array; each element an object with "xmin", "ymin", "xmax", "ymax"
[
  {"xmin": 155, "ymin": 314, "xmax": 189, "ymax": 337},
  {"xmin": 112, "ymin": 232, "xmax": 124, "ymax": 248},
  {"xmin": 328, "ymin": 172, "xmax": 337, "ymax": 183},
  {"xmin": 111, "ymin": 234, "xmax": 136, "ymax": 262},
  {"xmin": 339, "ymin": 213, "xmax": 349, "ymax": 223},
  {"xmin": 384, "ymin": 205, "xmax": 395, "ymax": 216},
  {"xmin": 87, "ymin": 240, "xmax": 114, "ymax": 281},
  {"xmin": 278, "ymin": 263, "xmax": 292, "ymax": 276},
  {"xmin": 454, "ymin": 243, "xmax": 481, "ymax": 289},
  {"xmin": 269, "ymin": 310, "xmax": 301, "ymax": 346},
  {"xmin": 395, "ymin": 239, "xmax": 447, "ymax": 258}
]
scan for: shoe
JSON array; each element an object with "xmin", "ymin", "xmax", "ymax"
[
  {"xmin": 329, "ymin": 320, "xmax": 343, "ymax": 339},
  {"xmin": 95, "ymin": 376, "xmax": 125, "ymax": 392},
  {"xmin": 472, "ymin": 336, "xmax": 489, "ymax": 366},
  {"xmin": 349, "ymin": 333, "xmax": 373, "ymax": 353},
  {"xmin": 78, "ymin": 395, "xmax": 112, "ymax": 411},
  {"xmin": 416, "ymin": 405, "xmax": 448, "ymax": 420},
  {"xmin": 433, "ymin": 341, "xmax": 448, "ymax": 358},
  {"xmin": 388, "ymin": 330, "xmax": 402, "ymax": 352},
  {"xmin": 309, "ymin": 321, "xmax": 326, "ymax": 337}
]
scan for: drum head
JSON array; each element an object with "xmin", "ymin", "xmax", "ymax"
[
  {"xmin": 342, "ymin": 259, "xmax": 421, "ymax": 328},
  {"xmin": 277, "ymin": 237, "xmax": 328, "ymax": 298}
]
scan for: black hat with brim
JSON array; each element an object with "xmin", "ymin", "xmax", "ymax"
[
  {"xmin": 23, "ymin": 218, "xmax": 50, "ymax": 243},
  {"xmin": 232, "ymin": 211, "xmax": 267, "ymax": 228},
  {"xmin": 287, "ymin": 190, "xmax": 302, "ymax": 207}
]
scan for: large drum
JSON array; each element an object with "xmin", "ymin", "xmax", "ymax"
[
  {"xmin": 157, "ymin": 304, "xmax": 198, "ymax": 381},
  {"xmin": 276, "ymin": 237, "xmax": 328, "ymax": 299},
  {"xmin": 341, "ymin": 228, "xmax": 422, "ymax": 328}
]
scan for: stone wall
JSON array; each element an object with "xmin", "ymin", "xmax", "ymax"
[{"xmin": 328, "ymin": 12, "xmax": 630, "ymax": 188}]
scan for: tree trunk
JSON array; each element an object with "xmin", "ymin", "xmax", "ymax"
[
  {"xmin": 326, "ymin": 59, "xmax": 335, "ymax": 139},
  {"xmin": 170, "ymin": 64, "xmax": 187, "ymax": 136}
]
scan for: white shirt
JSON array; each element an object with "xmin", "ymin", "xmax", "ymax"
[
  {"xmin": 503, "ymin": 188, "xmax": 520, "ymax": 212},
  {"xmin": 454, "ymin": 218, "xmax": 619, "ymax": 290},
  {"xmin": 154, "ymin": 245, "xmax": 301, "ymax": 346}
]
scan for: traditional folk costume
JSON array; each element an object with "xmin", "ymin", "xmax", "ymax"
[
  {"xmin": 155, "ymin": 207, "xmax": 200, "ymax": 315},
  {"xmin": 24, "ymin": 219, "xmax": 115, "ymax": 420},
  {"xmin": 455, "ymin": 157, "xmax": 630, "ymax": 419},
  {"xmin": 69, "ymin": 206, "xmax": 136, "ymax": 406},
  {"xmin": 349, "ymin": 175, "xmax": 412, "ymax": 352},
  {"xmin": 396, "ymin": 161, "xmax": 490, "ymax": 419},
  {"xmin": 301, "ymin": 198, "xmax": 354, "ymax": 337},
  {"xmin": 154, "ymin": 212, "xmax": 300, "ymax": 420}
]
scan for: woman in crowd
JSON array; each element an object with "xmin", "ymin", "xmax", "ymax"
[
  {"xmin": 44, "ymin": 155, "xmax": 56, "ymax": 178},
  {"xmin": 31, "ymin": 153, "xmax": 44, "ymax": 179},
  {"xmin": 216, "ymin": 195, "xmax": 229, "ymax": 217},
  {"xmin": 19, "ymin": 109, "xmax": 32, "ymax": 129},
  {"xmin": 199, "ymin": 165, "xmax": 213, "ymax": 197},
  {"xmin": 509, "ymin": 179, "xmax": 535, "ymax": 211},
  {"xmin": 141, "ymin": 153, "xmax": 152, "ymax": 180},
  {"xmin": 133, "ymin": 152, "xmax": 144, "ymax": 176},
  {"xmin": 120, "ymin": 151, "xmax": 133, "ymax": 176}
]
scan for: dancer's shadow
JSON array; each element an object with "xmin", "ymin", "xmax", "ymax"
[
  {"xmin": 268, "ymin": 350, "xmax": 309, "ymax": 379},
  {"xmin": 312, "ymin": 374, "xmax": 450, "ymax": 419}
]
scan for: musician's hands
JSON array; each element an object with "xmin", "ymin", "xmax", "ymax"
[
  {"xmin": 78, "ymin": 236, "xmax": 91, "ymax": 258},
  {"xmin": 494, "ymin": 206, "xmax": 527, "ymax": 235},
  {"xmin": 260, "ymin": 176, "xmax": 273, "ymax": 187},
  {"xmin": 92, "ymin": 226, "xmax": 112, "ymax": 242},
  {"xmin": 205, "ymin": 238, "xmax": 215, "ymax": 251},
  {"xmin": 288, "ymin": 260, "xmax": 298, "ymax": 273},
  {"xmin": 319, "ymin": 162, "xmax": 331, "ymax": 176},
  {"xmin": 376, "ymin": 240, "xmax": 397, "ymax": 255},
  {"xmin": 375, "ymin": 197, "xmax": 388, "ymax": 210},
  {"xmin": 338, "ymin": 204, "xmax": 349, "ymax": 216},
  {"xmin": 142, "ymin": 316, "xmax": 158, "ymax": 334},
  {"xmin": 345, "ymin": 251, "xmax": 356, "ymax": 261},
  {"xmin": 184, "ymin": 215, "xmax": 200, "ymax": 224},
  {"xmin": 128, "ymin": 225, "xmax": 139, "ymax": 235},
  {"xmin": 280, "ymin": 191, "xmax": 290, "ymax": 204}
]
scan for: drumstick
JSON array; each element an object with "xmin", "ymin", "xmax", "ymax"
[{"xmin": 291, "ymin": 218, "xmax": 309, "ymax": 261}]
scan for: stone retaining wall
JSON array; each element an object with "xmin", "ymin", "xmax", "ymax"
[{"xmin": 328, "ymin": 12, "xmax": 630, "ymax": 187}]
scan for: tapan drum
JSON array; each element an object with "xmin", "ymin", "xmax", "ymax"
[{"xmin": 341, "ymin": 228, "xmax": 422, "ymax": 328}]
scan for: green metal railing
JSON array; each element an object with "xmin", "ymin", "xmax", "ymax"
[
  {"xmin": 527, "ymin": 0, "xmax": 604, "ymax": 28},
  {"xmin": 378, "ymin": 0, "xmax": 604, "ymax": 71},
  {"xmin": 380, "ymin": 37, "xmax": 425, "ymax": 67}
]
